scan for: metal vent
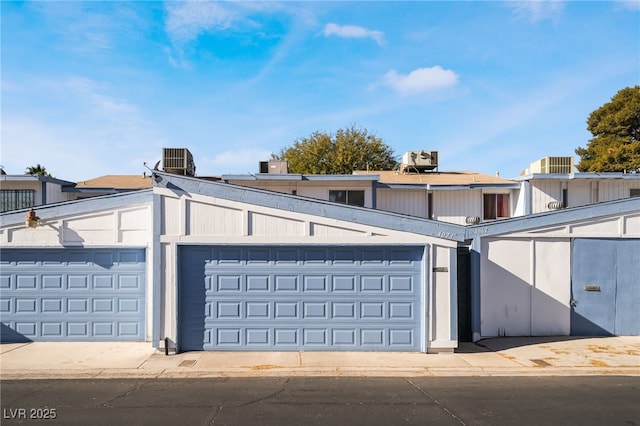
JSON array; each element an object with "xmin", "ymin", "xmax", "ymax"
[
  {"xmin": 401, "ymin": 151, "xmax": 438, "ymax": 173},
  {"xmin": 163, "ymin": 148, "xmax": 196, "ymax": 176},
  {"xmin": 529, "ymin": 157, "xmax": 574, "ymax": 174}
]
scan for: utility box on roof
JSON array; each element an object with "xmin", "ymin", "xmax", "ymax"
[
  {"xmin": 259, "ymin": 161, "xmax": 289, "ymax": 174},
  {"xmin": 401, "ymin": 151, "xmax": 438, "ymax": 172},
  {"xmin": 528, "ymin": 157, "xmax": 574, "ymax": 174},
  {"xmin": 163, "ymin": 148, "xmax": 196, "ymax": 176}
]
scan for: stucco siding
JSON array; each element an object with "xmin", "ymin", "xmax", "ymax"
[
  {"xmin": 480, "ymin": 237, "xmax": 572, "ymax": 337},
  {"xmin": 531, "ymin": 239, "xmax": 570, "ymax": 335},
  {"xmin": 429, "ymin": 245, "xmax": 456, "ymax": 349},
  {"xmin": 481, "ymin": 238, "xmax": 532, "ymax": 336}
]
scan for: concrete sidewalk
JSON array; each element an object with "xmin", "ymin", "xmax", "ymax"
[{"xmin": 1, "ymin": 336, "xmax": 638, "ymax": 379}]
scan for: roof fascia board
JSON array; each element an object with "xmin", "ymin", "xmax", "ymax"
[
  {"xmin": 223, "ymin": 174, "xmax": 302, "ymax": 181},
  {"xmin": 223, "ymin": 174, "xmax": 380, "ymax": 182},
  {"xmin": 0, "ymin": 175, "xmax": 75, "ymax": 186},
  {"xmin": 515, "ymin": 173, "xmax": 640, "ymax": 181},
  {"xmin": 465, "ymin": 197, "xmax": 640, "ymax": 237},
  {"xmin": 469, "ymin": 183, "xmax": 521, "ymax": 189},
  {"xmin": 374, "ymin": 183, "xmax": 520, "ymax": 190},
  {"xmin": 376, "ymin": 183, "xmax": 428, "ymax": 189},
  {"xmin": 301, "ymin": 174, "xmax": 379, "ymax": 181},
  {"xmin": 154, "ymin": 172, "xmax": 466, "ymax": 241},
  {"xmin": 0, "ymin": 190, "xmax": 153, "ymax": 227},
  {"xmin": 61, "ymin": 187, "xmax": 140, "ymax": 194}
]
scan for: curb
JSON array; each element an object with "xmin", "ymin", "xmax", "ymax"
[{"xmin": 2, "ymin": 366, "xmax": 639, "ymax": 380}]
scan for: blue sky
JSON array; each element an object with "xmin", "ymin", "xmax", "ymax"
[{"xmin": 2, "ymin": 1, "xmax": 639, "ymax": 180}]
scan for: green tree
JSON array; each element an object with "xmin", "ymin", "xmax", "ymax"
[
  {"xmin": 575, "ymin": 86, "xmax": 640, "ymax": 172},
  {"xmin": 279, "ymin": 125, "xmax": 397, "ymax": 174},
  {"xmin": 25, "ymin": 164, "xmax": 52, "ymax": 177}
]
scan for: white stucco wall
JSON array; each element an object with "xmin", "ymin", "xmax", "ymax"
[{"xmin": 481, "ymin": 237, "xmax": 571, "ymax": 337}]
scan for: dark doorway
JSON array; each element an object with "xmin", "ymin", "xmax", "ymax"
[{"xmin": 457, "ymin": 246, "xmax": 472, "ymax": 342}]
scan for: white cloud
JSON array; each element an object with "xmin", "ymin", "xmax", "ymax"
[
  {"xmin": 64, "ymin": 77, "xmax": 138, "ymax": 116},
  {"xmin": 382, "ymin": 66, "xmax": 459, "ymax": 95},
  {"xmin": 165, "ymin": 1, "xmax": 235, "ymax": 43},
  {"xmin": 505, "ymin": 1, "xmax": 565, "ymax": 22},
  {"xmin": 323, "ymin": 23, "xmax": 384, "ymax": 46}
]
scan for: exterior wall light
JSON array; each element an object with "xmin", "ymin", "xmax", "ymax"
[{"xmin": 25, "ymin": 209, "xmax": 40, "ymax": 228}]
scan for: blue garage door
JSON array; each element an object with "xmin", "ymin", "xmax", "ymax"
[
  {"xmin": 179, "ymin": 246, "xmax": 424, "ymax": 351},
  {"xmin": 571, "ymin": 239, "xmax": 640, "ymax": 336},
  {"xmin": 0, "ymin": 249, "xmax": 146, "ymax": 342}
]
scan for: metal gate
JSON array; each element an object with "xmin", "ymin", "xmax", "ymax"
[{"xmin": 178, "ymin": 246, "xmax": 424, "ymax": 351}]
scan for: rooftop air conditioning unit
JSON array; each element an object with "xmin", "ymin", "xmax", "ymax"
[
  {"xmin": 259, "ymin": 161, "xmax": 289, "ymax": 174},
  {"xmin": 163, "ymin": 148, "xmax": 196, "ymax": 176},
  {"xmin": 401, "ymin": 150, "xmax": 438, "ymax": 172},
  {"xmin": 529, "ymin": 156, "xmax": 574, "ymax": 174}
]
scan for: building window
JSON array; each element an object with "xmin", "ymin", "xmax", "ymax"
[
  {"xmin": 483, "ymin": 194, "xmax": 510, "ymax": 220},
  {"xmin": 631, "ymin": 189, "xmax": 640, "ymax": 198},
  {"xmin": 0, "ymin": 190, "xmax": 35, "ymax": 212},
  {"xmin": 329, "ymin": 190, "xmax": 365, "ymax": 207}
]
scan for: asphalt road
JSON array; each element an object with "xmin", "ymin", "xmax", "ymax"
[{"xmin": 1, "ymin": 376, "xmax": 638, "ymax": 426}]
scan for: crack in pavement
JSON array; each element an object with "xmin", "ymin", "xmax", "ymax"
[
  {"xmin": 404, "ymin": 378, "xmax": 466, "ymax": 425},
  {"xmin": 2, "ymin": 381, "xmax": 57, "ymax": 407},
  {"xmin": 208, "ymin": 405, "xmax": 224, "ymax": 425},
  {"xmin": 236, "ymin": 378, "xmax": 290, "ymax": 408},
  {"xmin": 101, "ymin": 381, "xmax": 148, "ymax": 408}
]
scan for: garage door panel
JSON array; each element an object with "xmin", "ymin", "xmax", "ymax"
[
  {"xmin": 0, "ymin": 249, "xmax": 145, "ymax": 342},
  {"xmin": 201, "ymin": 326, "xmax": 418, "ymax": 349},
  {"xmin": 179, "ymin": 246, "xmax": 423, "ymax": 351}
]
